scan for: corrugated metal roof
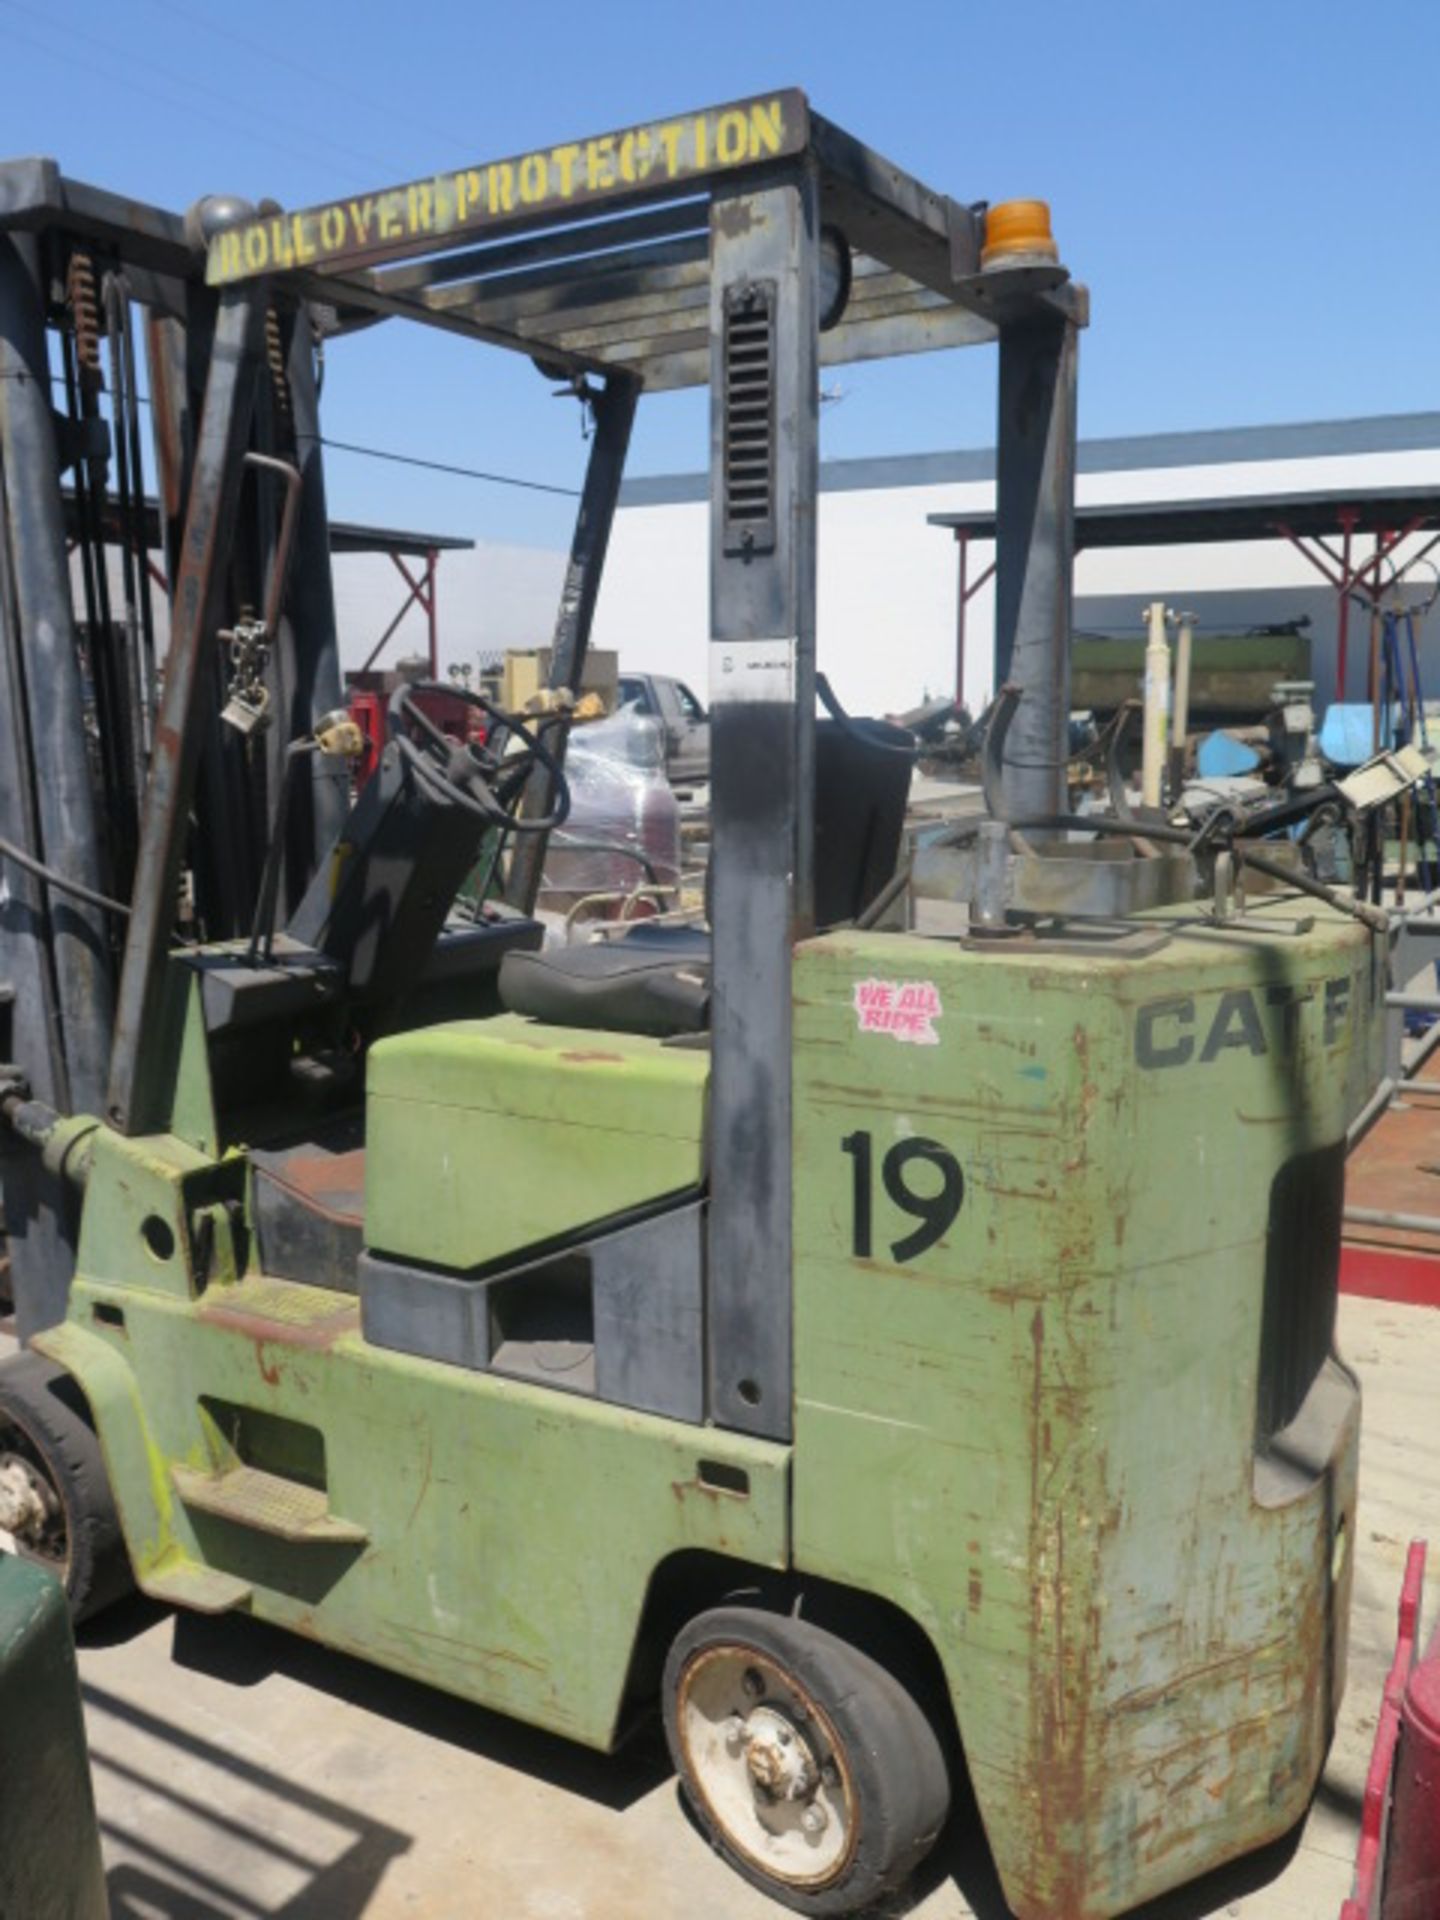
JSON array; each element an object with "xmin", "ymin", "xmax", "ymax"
[{"xmin": 619, "ymin": 412, "xmax": 1440, "ymax": 508}]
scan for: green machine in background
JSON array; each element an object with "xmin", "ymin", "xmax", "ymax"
[
  {"xmin": 0, "ymin": 95, "xmax": 1383, "ymax": 1919},
  {"xmin": 1071, "ymin": 620, "xmax": 1313, "ymax": 727}
]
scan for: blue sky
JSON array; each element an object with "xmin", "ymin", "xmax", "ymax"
[{"xmin": 4, "ymin": 0, "xmax": 1435, "ymax": 548}]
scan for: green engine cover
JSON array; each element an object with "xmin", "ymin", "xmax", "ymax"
[
  {"xmin": 789, "ymin": 899, "xmax": 1379, "ymax": 1917},
  {"xmin": 365, "ymin": 1012, "xmax": 708, "ymax": 1268}
]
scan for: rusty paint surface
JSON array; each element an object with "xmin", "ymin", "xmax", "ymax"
[
  {"xmin": 196, "ymin": 1276, "xmax": 359, "ymax": 1349},
  {"xmin": 50, "ymin": 1277, "xmax": 789, "ymax": 1753},
  {"xmin": 259, "ymin": 1144, "xmax": 366, "ymax": 1224},
  {"xmin": 790, "ymin": 905, "xmax": 1377, "ymax": 1918}
]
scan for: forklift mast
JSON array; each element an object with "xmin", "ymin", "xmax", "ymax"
[{"xmin": 0, "ymin": 174, "xmax": 348, "ymax": 1332}]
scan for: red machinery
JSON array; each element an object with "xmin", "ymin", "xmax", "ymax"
[
  {"xmin": 345, "ymin": 669, "xmax": 485, "ymax": 790},
  {"xmin": 1344, "ymin": 1540, "xmax": 1439, "ymax": 1920}
]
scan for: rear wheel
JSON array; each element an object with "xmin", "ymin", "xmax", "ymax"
[
  {"xmin": 0, "ymin": 1352, "xmax": 131, "ymax": 1622},
  {"xmin": 663, "ymin": 1606, "xmax": 950, "ymax": 1915}
]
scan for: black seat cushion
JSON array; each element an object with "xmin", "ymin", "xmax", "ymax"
[{"xmin": 499, "ymin": 927, "xmax": 710, "ymax": 1038}]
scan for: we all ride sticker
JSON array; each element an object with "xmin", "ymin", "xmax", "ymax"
[{"xmin": 853, "ymin": 978, "xmax": 943, "ymax": 1046}]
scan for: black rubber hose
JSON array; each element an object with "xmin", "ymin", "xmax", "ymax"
[
  {"xmin": 1237, "ymin": 846, "xmax": 1388, "ymax": 932},
  {"xmin": 0, "ymin": 830, "xmax": 130, "ymax": 917},
  {"xmin": 1008, "ymin": 812, "xmax": 1195, "ymax": 846}
]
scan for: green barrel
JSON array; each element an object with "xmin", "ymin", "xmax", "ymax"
[{"xmin": 0, "ymin": 1555, "xmax": 107, "ymax": 1920}]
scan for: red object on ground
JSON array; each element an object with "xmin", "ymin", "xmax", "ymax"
[
  {"xmin": 1340, "ymin": 1245, "xmax": 1440, "ymax": 1311},
  {"xmin": 1385, "ymin": 1599, "xmax": 1440, "ymax": 1920},
  {"xmin": 1342, "ymin": 1540, "xmax": 1427, "ymax": 1919}
]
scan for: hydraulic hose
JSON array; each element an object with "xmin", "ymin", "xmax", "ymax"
[{"xmin": 0, "ymin": 830, "xmax": 130, "ymax": 917}]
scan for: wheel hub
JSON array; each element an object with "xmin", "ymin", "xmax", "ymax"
[
  {"xmin": 677, "ymin": 1644, "xmax": 855, "ymax": 1888},
  {"xmin": 740, "ymin": 1705, "xmax": 820, "ymax": 1802},
  {"xmin": 0, "ymin": 1453, "xmax": 57, "ymax": 1548}
]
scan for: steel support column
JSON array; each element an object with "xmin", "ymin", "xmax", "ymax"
[
  {"xmin": 106, "ymin": 283, "xmax": 269, "ymax": 1135},
  {"xmin": 705, "ymin": 168, "xmax": 819, "ymax": 1440},
  {"xmin": 148, "ymin": 295, "xmax": 254, "ymax": 942},
  {"xmin": 145, "ymin": 307, "xmax": 198, "ymax": 588},
  {"xmin": 0, "ymin": 444, "xmax": 73, "ymax": 1336},
  {"xmin": 994, "ymin": 312, "xmax": 1079, "ymax": 823},
  {"xmin": 284, "ymin": 307, "xmax": 348, "ymax": 870},
  {"xmin": 505, "ymin": 374, "xmax": 638, "ymax": 916},
  {"xmin": 0, "ymin": 233, "xmax": 114, "ymax": 1116}
]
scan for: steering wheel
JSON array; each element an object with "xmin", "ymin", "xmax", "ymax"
[{"xmin": 387, "ymin": 681, "xmax": 571, "ymax": 834}]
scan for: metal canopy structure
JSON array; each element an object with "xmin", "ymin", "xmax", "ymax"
[
  {"xmin": 930, "ymin": 483, "xmax": 1440, "ymax": 700},
  {"xmin": 928, "ymin": 483, "xmax": 1440, "ymax": 550},
  {"xmin": 59, "ymin": 490, "xmax": 472, "ymax": 679},
  {"xmin": 202, "ymin": 90, "xmax": 1085, "ymax": 386},
  {"xmin": 58, "ymin": 488, "xmax": 474, "ymax": 559}
]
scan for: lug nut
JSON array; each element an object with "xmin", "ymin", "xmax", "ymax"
[
  {"xmin": 723, "ymin": 1716, "xmax": 746, "ymax": 1752},
  {"xmin": 801, "ymin": 1804, "xmax": 828, "ymax": 1835}
]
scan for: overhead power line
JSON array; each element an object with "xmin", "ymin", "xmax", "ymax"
[
  {"xmin": 0, "ymin": 0, "xmax": 386, "ymax": 189},
  {"xmin": 141, "ymin": 0, "xmax": 475, "ymax": 163},
  {"xmin": 9, "ymin": 368, "xmax": 582, "ymax": 501},
  {"xmin": 313, "ymin": 436, "xmax": 582, "ymax": 498}
]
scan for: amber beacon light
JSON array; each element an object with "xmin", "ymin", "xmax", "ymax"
[{"xmin": 981, "ymin": 199, "xmax": 1059, "ymax": 270}]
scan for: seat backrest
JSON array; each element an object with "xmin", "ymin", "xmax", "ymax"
[{"xmin": 813, "ymin": 715, "xmax": 914, "ymax": 926}]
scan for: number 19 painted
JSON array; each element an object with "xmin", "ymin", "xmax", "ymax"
[{"xmin": 840, "ymin": 1131, "xmax": 964, "ymax": 1262}]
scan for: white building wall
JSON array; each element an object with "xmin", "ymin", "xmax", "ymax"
[
  {"xmin": 329, "ymin": 540, "xmax": 566, "ymax": 675},
  {"xmin": 593, "ymin": 440, "xmax": 1440, "ymax": 719}
]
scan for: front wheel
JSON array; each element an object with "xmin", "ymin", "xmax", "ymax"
[
  {"xmin": 663, "ymin": 1606, "xmax": 950, "ymax": 1915},
  {"xmin": 0, "ymin": 1352, "xmax": 132, "ymax": 1622}
]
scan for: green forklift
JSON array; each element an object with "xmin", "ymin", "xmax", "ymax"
[{"xmin": 0, "ymin": 92, "xmax": 1383, "ymax": 1917}]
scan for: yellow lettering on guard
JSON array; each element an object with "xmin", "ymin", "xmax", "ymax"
[
  {"xmin": 749, "ymin": 99, "xmax": 784, "ymax": 157},
  {"xmin": 716, "ymin": 111, "xmax": 747, "ymax": 165},
  {"xmin": 206, "ymin": 93, "xmax": 804, "ymax": 284},
  {"xmin": 586, "ymin": 136, "xmax": 616, "ymax": 190}
]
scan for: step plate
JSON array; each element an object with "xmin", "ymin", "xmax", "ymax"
[
  {"xmin": 171, "ymin": 1463, "xmax": 368, "ymax": 1546},
  {"xmin": 142, "ymin": 1558, "xmax": 253, "ymax": 1614}
]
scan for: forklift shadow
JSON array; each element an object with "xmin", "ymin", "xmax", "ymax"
[
  {"xmin": 77, "ymin": 1588, "xmax": 172, "ymax": 1651},
  {"xmin": 85, "ymin": 1682, "xmax": 410, "ymax": 1919},
  {"xmin": 166, "ymin": 1606, "xmax": 673, "ymax": 1815}
]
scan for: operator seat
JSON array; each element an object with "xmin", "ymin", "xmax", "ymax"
[
  {"xmin": 500, "ymin": 923, "xmax": 710, "ymax": 1038},
  {"xmin": 498, "ymin": 712, "xmax": 914, "ymax": 1039}
]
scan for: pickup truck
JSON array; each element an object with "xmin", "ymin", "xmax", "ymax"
[{"xmin": 616, "ymin": 671, "xmax": 709, "ymax": 787}]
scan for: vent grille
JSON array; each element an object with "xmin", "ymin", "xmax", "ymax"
[{"xmin": 723, "ymin": 282, "xmax": 776, "ymax": 556}]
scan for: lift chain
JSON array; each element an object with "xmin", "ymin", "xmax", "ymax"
[
  {"xmin": 264, "ymin": 304, "xmax": 292, "ymax": 423},
  {"xmin": 65, "ymin": 249, "xmax": 103, "ymax": 392}
]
